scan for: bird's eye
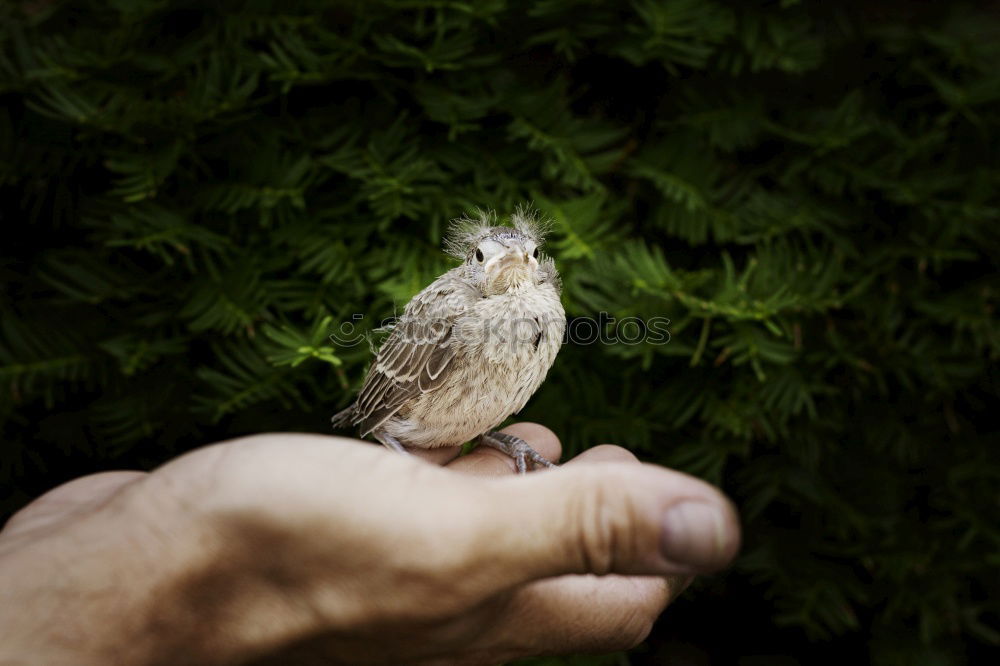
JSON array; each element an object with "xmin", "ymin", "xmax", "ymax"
[
  {"xmin": 475, "ymin": 248, "xmax": 484, "ymax": 262},
  {"xmin": 532, "ymin": 247, "xmax": 540, "ymax": 259}
]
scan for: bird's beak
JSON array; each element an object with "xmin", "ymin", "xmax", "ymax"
[{"xmin": 485, "ymin": 244, "xmax": 535, "ymax": 290}]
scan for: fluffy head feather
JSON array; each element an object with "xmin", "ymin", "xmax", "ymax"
[{"xmin": 444, "ymin": 206, "xmax": 551, "ymax": 260}]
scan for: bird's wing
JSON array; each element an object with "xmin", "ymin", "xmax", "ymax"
[{"xmin": 354, "ymin": 277, "xmax": 473, "ymax": 437}]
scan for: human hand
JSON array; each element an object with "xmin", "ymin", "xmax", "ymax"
[{"xmin": 0, "ymin": 424, "xmax": 740, "ymax": 665}]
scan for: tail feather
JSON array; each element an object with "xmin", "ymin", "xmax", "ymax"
[{"xmin": 330, "ymin": 404, "xmax": 357, "ymax": 430}]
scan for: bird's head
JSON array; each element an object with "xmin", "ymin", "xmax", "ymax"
[{"xmin": 446, "ymin": 208, "xmax": 556, "ymax": 296}]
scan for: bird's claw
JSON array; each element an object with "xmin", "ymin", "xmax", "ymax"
[{"xmin": 480, "ymin": 431, "xmax": 558, "ymax": 474}]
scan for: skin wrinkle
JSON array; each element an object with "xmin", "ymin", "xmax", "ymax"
[
  {"xmin": 618, "ymin": 481, "xmax": 646, "ymax": 576},
  {"xmin": 577, "ymin": 471, "xmax": 614, "ymax": 576},
  {"xmin": 576, "ymin": 467, "xmax": 644, "ymax": 577},
  {"xmin": 609, "ymin": 607, "xmax": 655, "ymax": 652},
  {"xmin": 615, "ymin": 580, "xmax": 676, "ymax": 649}
]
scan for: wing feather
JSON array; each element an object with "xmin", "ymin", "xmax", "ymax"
[{"xmin": 352, "ymin": 275, "xmax": 472, "ymax": 437}]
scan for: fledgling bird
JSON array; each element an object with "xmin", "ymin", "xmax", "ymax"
[{"xmin": 331, "ymin": 208, "xmax": 566, "ymax": 473}]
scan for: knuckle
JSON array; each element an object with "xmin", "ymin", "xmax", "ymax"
[
  {"xmin": 566, "ymin": 468, "xmax": 639, "ymax": 575},
  {"xmin": 588, "ymin": 444, "xmax": 639, "ymax": 463}
]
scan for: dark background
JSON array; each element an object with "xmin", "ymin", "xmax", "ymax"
[{"xmin": 2, "ymin": 1, "xmax": 998, "ymax": 664}]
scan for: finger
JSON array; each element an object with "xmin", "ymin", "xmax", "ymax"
[
  {"xmin": 478, "ymin": 573, "xmax": 684, "ymax": 658},
  {"xmin": 445, "ymin": 422, "xmax": 562, "ymax": 477},
  {"xmin": 407, "ymin": 445, "xmax": 462, "ymax": 466},
  {"xmin": 467, "ymin": 461, "xmax": 741, "ymax": 590},
  {"xmin": 499, "ymin": 443, "xmax": 695, "ymax": 650},
  {"xmin": 558, "ymin": 445, "xmax": 696, "ymax": 608},
  {"xmin": 562, "ymin": 443, "xmax": 638, "ymax": 466}
]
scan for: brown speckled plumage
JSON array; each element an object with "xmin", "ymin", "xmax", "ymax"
[{"xmin": 332, "ymin": 208, "xmax": 566, "ymax": 472}]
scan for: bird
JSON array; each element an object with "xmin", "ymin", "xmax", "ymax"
[{"xmin": 331, "ymin": 208, "xmax": 566, "ymax": 473}]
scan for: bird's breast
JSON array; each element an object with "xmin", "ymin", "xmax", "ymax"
[
  {"xmin": 457, "ymin": 284, "xmax": 565, "ymax": 364},
  {"xmin": 389, "ymin": 283, "xmax": 565, "ymax": 448}
]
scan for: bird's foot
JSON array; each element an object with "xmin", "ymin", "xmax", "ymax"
[
  {"xmin": 374, "ymin": 430, "xmax": 410, "ymax": 455},
  {"xmin": 479, "ymin": 431, "xmax": 558, "ymax": 474}
]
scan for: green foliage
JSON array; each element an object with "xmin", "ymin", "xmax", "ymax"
[{"xmin": 2, "ymin": 1, "xmax": 998, "ymax": 663}]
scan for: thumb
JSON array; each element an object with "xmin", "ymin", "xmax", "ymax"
[{"xmin": 473, "ymin": 462, "xmax": 741, "ymax": 586}]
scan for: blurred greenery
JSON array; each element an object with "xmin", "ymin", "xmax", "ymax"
[{"xmin": 1, "ymin": 1, "xmax": 998, "ymax": 664}]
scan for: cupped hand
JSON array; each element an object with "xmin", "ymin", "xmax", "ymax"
[{"xmin": 0, "ymin": 424, "xmax": 740, "ymax": 666}]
